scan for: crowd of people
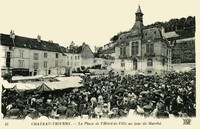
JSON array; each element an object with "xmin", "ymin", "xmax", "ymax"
[{"xmin": 1, "ymin": 71, "xmax": 196, "ymax": 119}]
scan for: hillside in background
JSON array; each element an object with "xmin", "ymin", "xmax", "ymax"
[
  {"xmin": 145, "ymin": 16, "xmax": 195, "ymax": 39},
  {"xmin": 109, "ymin": 16, "xmax": 196, "ymax": 64},
  {"xmin": 145, "ymin": 16, "xmax": 196, "ymax": 64},
  {"xmin": 110, "ymin": 16, "xmax": 195, "ymax": 42},
  {"xmin": 172, "ymin": 40, "xmax": 195, "ymax": 63}
]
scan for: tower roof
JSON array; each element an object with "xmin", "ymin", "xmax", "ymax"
[{"xmin": 136, "ymin": 5, "xmax": 143, "ymax": 14}]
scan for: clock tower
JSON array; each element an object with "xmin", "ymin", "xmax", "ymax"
[{"xmin": 131, "ymin": 5, "xmax": 144, "ymax": 33}]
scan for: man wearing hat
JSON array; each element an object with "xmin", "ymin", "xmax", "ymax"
[
  {"xmin": 66, "ymin": 104, "xmax": 79, "ymax": 118},
  {"xmin": 57, "ymin": 102, "xmax": 67, "ymax": 119}
]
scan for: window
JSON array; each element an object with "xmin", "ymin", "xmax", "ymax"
[
  {"xmin": 147, "ymin": 58, "xmax": 153, "ymax": 66},
  {"xmin": 34, "ymin": 53, "xmax": 39, "ymax": 60},
  {"xmin": 71, "ymin": 62, "xmax": 73, "ymax": 66},
  {"xmin": 19, "ymin": 51, "xmax": 24, "ymax": 58},
  {"xmin": 44, "ymin": 61, "xmax": 47, "ymax": 68},
  {"xmin": 121, "ymin": 60, "xmax": 125, "ymax": 67},
  {"xmin": 120, "ymin": 47, "xmax": 126, "ymax": 56},
  {"xmin": 33, "ymin": 62, "xmax": 39, "ymax": 69},
  {"xmin": 6, "ymin": 52, "xmax": 11, "ymax": 58},
  {"xmin": 78, "ymin": 56, "xmax": 80, "ymax": 60},
  {"xmin": 55, "ymin": 60, "xmax": 58, "ymax": 67},
  {"xmin": 75, "ymin": 56, "xmax": 77, "ymax": 60},
  {"xmin": 162, "ymin": 59, "xmax": 165, "ymax": 66},
  {"xmin": 132, "ymin": 42, "xmax": 139, "ymax": 55},
  {"xmin": 60, "ymin": 60, "xmax": 63, "ymax": 66},
  {"xmin": 18, "ymin": 60, "xmax": 24, "ymax": 68},
  {"xmin": 133, "ymin": 58, "xmax": 137, "ymax": 70},
  {"xmin": 146, "ymin": 44, "xmax": 149, "ymax": 53},
  {"xmin": 74, "ymin": 62, "xmax": 76, "ymax": 66},
  {"xmin": 146, "ymin": 43, "xmax": 154, "ymax": 53},
  {"xmin": 55, "ymin": 53, "xmax": 59, "ymax": 58},
  {"xmin": 44, "ymin": 53, "xmax": 47, "ymax": 58},
  {"xmin": 67, "ymin": 61, "xmax": 69, "ymax": 66},
  {"xmin": 71, "ymin": 56, "xmax": 73, "ymax": 60},
  {"xmin": 150, "ymin": 44, "xmax": 154, "ymax": 53}
]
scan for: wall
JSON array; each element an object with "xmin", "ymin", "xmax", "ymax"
[
  {"xmin": 81, "ymin": 45, "xmax": 94, "ymax": 68},
  {"xmin": 65, "ymin": 53, "xmax": 81, "ymax": 71},
  {"xmin": 172, "ymin": 63, "xmax": 195, "ymax": 72},
  {"xmin": 29, "ymin": 50, "xmax": 65, "ymax": 76}
]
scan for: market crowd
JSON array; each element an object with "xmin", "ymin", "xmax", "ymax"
[{"xmin": 1, "ymin": 71, "xmax": 196, "ymax": 119}]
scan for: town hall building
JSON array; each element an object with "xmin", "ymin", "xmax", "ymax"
[{"xmin": 112, "ymin": 6, "xmax": 172, "ymax": 75}]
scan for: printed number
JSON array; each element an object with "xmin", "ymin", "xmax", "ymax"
[{"xmin": 183, "ymin": 118, "xmax": 191, "ymax": 125}]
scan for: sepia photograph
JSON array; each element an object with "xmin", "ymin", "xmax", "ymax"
[{"xmin": 0, "ymin": 0, "xmax": 199, "ymax": 128}]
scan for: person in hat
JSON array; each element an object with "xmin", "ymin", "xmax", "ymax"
[
  {"xmin": 50, "ymin": 106, "xmax": 58, "ymax": 119},
  {"xmin": 25, "ymin": 109, "xmax": 41, "ymax": 120},
  {"xmin": 66, "ymin": 104, "xmax": 79, "ymax": 118},
  {"xmin": 57, "ymin": 102, "xmax": 67, "ymax": 119},
  {"xmin": 5, "ymin": 107, "xmax": 22, "ymax": 119},
  {"xmin": 109, "ymin": 107, "xmax": 119, "ymax": 119},
  {"xmin": 81, "ymin": 104, "xmax": 93, "ymax": 119},
  {"xmin": 94, "ymin": 102, "xmax": 103, "ymax": 118},
  {"xmin": 102, "ymin": 103, "xmax": 109, "ymax": 118}
]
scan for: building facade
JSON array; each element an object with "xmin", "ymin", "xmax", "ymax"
[
  {"xmin": 112, "ymin": 6, "xmax": 172, "ymax": 75},
  {"xmin": 0, "ymin": 32, "xmax": 68, "ymax": 76}
]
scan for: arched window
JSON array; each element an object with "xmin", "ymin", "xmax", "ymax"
[
  {"xmin": 121, "ymin": 60, "xmax": 125, "ymax": 67},
  {"xmin": 147, "ymin": 58, "xmax": 153, "ymax": 66}
]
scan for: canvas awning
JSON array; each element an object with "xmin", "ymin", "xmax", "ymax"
[
  {"xmin": 2, "ymin": 80, "xmax": 13, "ymax": 89},
  {"xmin": 36, "ymin": 83, "xmax": 52, "ymax": 92},
  {"xmin": 12, "ymin": 75, "xmax": 43, "ymax": 81},
  {"xmin": 11, "ymin": 83, "xmax": 38, "ymax": 90}
]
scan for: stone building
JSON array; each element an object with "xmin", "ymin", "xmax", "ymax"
[
  {"xmin": 0, "ymin": 32, "xmax": 67, "ymax": 76},
  {"xmin": 112, "ymin": 6, "xmax": 172, "ymax": 75}
]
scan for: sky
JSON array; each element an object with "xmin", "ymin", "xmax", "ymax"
[{"xmin": 0, "ymin": 0, "xmax": 198, "ymax": 51}]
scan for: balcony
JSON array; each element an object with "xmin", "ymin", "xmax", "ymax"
[
  {"xmin": 144, "ymin": 53, "xmax": 156, "ymax": 57},
  {"xmin": 119, "ymin": 55, "xmax": 128, "ymax": 59}
]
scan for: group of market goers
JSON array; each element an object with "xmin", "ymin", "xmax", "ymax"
[{"xmin": 1, "ymin": 71, "xmax": 196, "ymax": 119}]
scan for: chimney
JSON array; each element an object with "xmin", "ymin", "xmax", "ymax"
[
  {"xmin": 94, "ymin": 46, "xmax": 97, "ymax": 52},
  {"xmin": 10, "ymin": 30, "xmax": 15, "ymax": 39},
  {"xmin": 82, "ymin": 42, "xmax": 86, "ymax": 46},
  {"xmin": 48, "ymin": 40, "xmax": 53, "ymax": 43},
  {"xmin": 161, "ymin": 26, "xmax": 165, "ymax": 36},
  {"xmin": 70, "ymin": 41, "xmax": 75, "ymax": 50},
  {"xmin": 70, "ymin": 41, "xmax": 75, "ymax": 46},
  {"xmin": 37, "ymin": 34, "xmax": 41, "ymax": 42}
]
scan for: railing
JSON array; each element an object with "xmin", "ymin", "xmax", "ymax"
[
  {"xmin": 119, "ymin": 55, "xmax": 128, "ymax": 59},
  {"xmin": 144, "ymin": 53, "xmax": 156, "ymax": 57}
]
